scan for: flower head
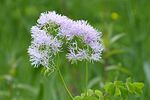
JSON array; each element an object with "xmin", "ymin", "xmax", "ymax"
[
  {"xmin": 28, "ymin": 11, "xmax": 103, "ymax": 68},
  {"xmin": 28, "ymin": 18, "xmax": 62, "ymax": 68},
  {"xmin": 65, "ymin": 20, "xmax": 103, "ymax": 62}
]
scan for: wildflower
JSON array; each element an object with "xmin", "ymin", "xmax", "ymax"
[{"xmin": 28, "ymin": 11, "xmax": 103, "ymax": 68}]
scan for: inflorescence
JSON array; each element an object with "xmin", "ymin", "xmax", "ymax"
[{"xmin": 28, "ymin": 11, "xmax": 103, "ymax": 68}]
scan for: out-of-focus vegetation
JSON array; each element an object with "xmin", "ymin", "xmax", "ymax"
[{"xmin": 0, "ymin": 0, "xmax": 149, "ymax": 100}]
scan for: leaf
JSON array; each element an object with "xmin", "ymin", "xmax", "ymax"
[
  {"xmin": 133, "ymin": 82, "xmax": 144, "ymax": 94},
  {"xmin": 110, "ymin": 33, "xmax": 125, "ymax": 44},
  {"xmin": 114, "ymin": 81, "xmax": 124, "ymax": 86},
  {"xmin": 119, "ymin": 86, "xmax": 128, "ymax": 99},
  {"xmin": 81, "ymin": 93, "xmax": 86, "ymax": 98},
  {"xmin": 95, "ymin": 90, "xmax": 103, "ymax": 97},
  {"xmin": 126, "ymin": 82, "xmax": 135, "ymax": 93},
  {"xmin": 126, "ymin": 77, "xmax": 132, "ymax": 83},
  {"xmin": 104, "ymin": 82, "xmax": 115, "ymax": 95},
  {"xmin": 74, "ymin": 89, "xmax": 101, "ymax": 100},
  {"xmin": 88, "ymin": 77, "xmax": 100, "ymax": 88},
  {"xmin": 37, "ymin": 82, "xmax": 44, "ymax": 100},
  {"xmin": 13, "ymin": 83, "xmax": 37, "ymax": 95},
  {"xmin": 114, "ymin": 81, "xmax": 124, "ymax": 97},
  {"xmin": 143, "ymin": 62, "xmax": 150, "ymax": 85},
  {"xmin": 74, "ymin": 96, "xmax": 82, "ymax": 100},
  {"xmin": 126, "ymin": 78, "xmax": 144, "ymax": 95},
  {"xmin": 105, "ymin": 65, "xmax": 131, "ymax": 75},
  {"xmin": 105, "ymin": 49, "xmax": 125, "ymax": 58},
  {"xmin": 82, "ymin": 96, "xmax": 98, "ymax": 100},
  {"xmin": 87, "ymin": 89, "xmax": 94, "ymax": 96},
  {"xmin": 115, "ymin": 87, "xmax": 121, "ymax": 96}
]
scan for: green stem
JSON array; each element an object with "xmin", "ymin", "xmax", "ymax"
[
  {"xmin": 86, "ymin": 61, "xmax": 88, "ymax": 95},
  {"xmin": 57, "ymin": 66, "xmax": 74, "ymax": 99}
]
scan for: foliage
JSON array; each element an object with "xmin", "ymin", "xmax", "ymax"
[{"xmin": 74, "ymin": 78, "xmax": 144, "ymax": 100}]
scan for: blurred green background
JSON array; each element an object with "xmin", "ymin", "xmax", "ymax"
[{"xmin": 0, "ymin": 0, "xmax": 150, "ymax": 100}]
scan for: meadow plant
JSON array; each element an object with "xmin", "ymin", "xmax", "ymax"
[{"xmin": 28, "ymin": 11, "xmax": 144, "ymax": 100}]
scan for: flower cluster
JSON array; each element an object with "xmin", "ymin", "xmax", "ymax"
[
  {"xmin": 28, "ymin": 11, "xmax": 103, "ymax": 68},
  {"xmin": 28, "ymin": 25, "xmax": 62, "ymax": 68}
]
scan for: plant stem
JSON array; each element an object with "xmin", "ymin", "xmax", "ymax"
[
  {"xmin": 85, "ymin": 61, "xmax": 88, "ymax": 95},
  {"xmin": 57, "ymin": 66, "xmax": 74, "ymax": 99}
]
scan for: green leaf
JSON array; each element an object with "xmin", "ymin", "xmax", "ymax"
[
  {"xmin": 37, "ymin": 82, "xmax": 44, "ymax": 100},
  {"xmin": 74, "ymin": 96, "xmax": 82, "ymax": 100},
  {"xmin": 105, "ymin": 65, "xmax": 131, "ymax": 75},
  {"xmin": 88, "ymin": 77, "xmax": 100, "ymax": 88},
  {"xmin": 119, "ymin": 86, "xmax": 128, "ymax": 99},
  {"xmin": 126, "ymin": 82, "xmax": 135, "ymax": 93},
  {"xmin": 74, "ymin": 89, "xmax": 102, "ymax": 100},
  {"xmin": 115, "ymin": 87, "xmax": 121, "ymax": 96},
  {"xmin": 143, "ymin": 62, "xmax": 150, "ymax": 85},
  {"xmin": 126, "ymin": 78, "xmax": 144, "ymax": 95},
  {"xmin": 105, "ymin": 49, "xmax": 125, "ymax": 58},
  {"xmin": 95, "ymin": 90, "xmax": 103, "ymax": 97},
  {"xmin": 114, "ymin": 81, "xmax": 124, "ymax": 86},
  {"xmin": 81, "ymin": 93, "xmax": 86, "ymax": 98},
  {"xmin": 126, "ymin": 77, "xmax": 132, "ymax": 83},
  {"xmin": 133, "ymin": 82, "xmax": 144, "ymax": 94},
  {"xmin": 87, "ymin": 89, "xmax": 94, "ymax": 96},
  {"xmin": 104, "ymin": 82, "xmax": 115, "ymax": 95},
  {"xmin": 82, "ymin": 96, "xmax": 98, "ymax": 100},
  {"xmin": 134, "ymin": 82, "xmax": 144, "ymax": 89},
  {"xmin": 110, "ymin": 33, "xmax": 125, "ymax": 44}
]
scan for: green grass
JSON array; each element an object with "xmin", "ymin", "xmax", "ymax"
[{"xmin": 0, "ymin": 0, "xmax": 150, "ymax": 100}]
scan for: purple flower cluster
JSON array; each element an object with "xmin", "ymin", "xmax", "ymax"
[
  {"xmin": 28, "ymin": 25, "xmax": 62, "ymax": 67},
  {"xmin": 28, "ymin": 11, "xmax": 103, "ymax": 67}
]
